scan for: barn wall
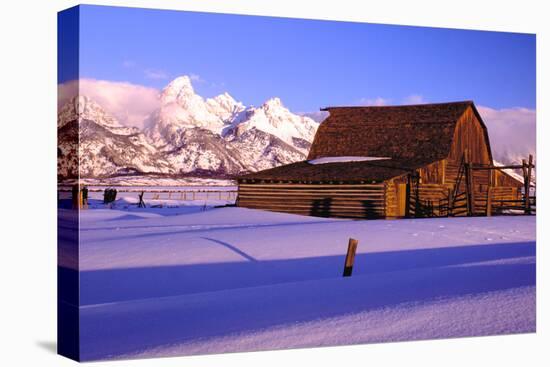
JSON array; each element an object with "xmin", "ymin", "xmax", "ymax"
[
  {"xmin": 237, "ymin": 182, "xmax": 386, "ymax": 219},
  {"xmin": 448, "ymin": 106, "xmax": 492, "ymax": 165},
  {"xmin": 494, "ymin": 171, "xmax": 524, "ymax": 188},
  {"xmin": 418, "ymin": 160, "xmax": 445, "ymax": 184},
  {"xmin": 442, "ymin": 106, "xmax": 525, "ymax": 215},
  {"xmin": 385, "ymin": 179, "xmax": 397, "ymax": 217},
  {"xmin": 409, "ymin": 183, "xmax": 449, "ymax": 217}
]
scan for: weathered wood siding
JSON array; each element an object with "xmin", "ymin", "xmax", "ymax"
[
  {"xmin": 448, "ymin": 106, "xmax": 492, "ymax": 165},
  {"xmin": 491, "ymin": 186, "xmax": 522, "ymax": 201},
  {"xmin": 418, "ymin": 160, "xmax": 445, "ymax": 184},
  {"xmin": 494, "ymin": 170, "xmax": 524, "ymax": 188},
  {"xmin": 443, "ymin": 106, "xmax": 523, "ymax": 215},
  {"xmin": 237, "ymin": 182, "xmax": 386, "ymax": 219},
  {"xmin": 409, "ymin": 183, "xmax": 449, "ymax": 217},
  {"xmin": 385, "ymin": 179, "xmax": 398, "ymax": 217}
]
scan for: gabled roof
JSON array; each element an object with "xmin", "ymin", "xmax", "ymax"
[
  {"xmin": 308, "ymin": 101, "xmax": 475, "ymax": 161},
  {"xmin": 238, "ymin": 157, "xmax": 430, "ymax": 183}
]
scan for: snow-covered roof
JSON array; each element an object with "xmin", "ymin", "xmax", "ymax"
[{"xmin": 308, "ymin": 156, "xmax": 390, "ymax": 165}]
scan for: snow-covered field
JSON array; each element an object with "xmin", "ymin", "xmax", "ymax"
[{"xmin": 64, "ymin": 201, "xmax": 536, "ymax": 361}]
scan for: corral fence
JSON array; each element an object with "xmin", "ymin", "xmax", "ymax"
[{"xmin": 58, "ymin": 186, "xmax": 238, "ymax": 208}]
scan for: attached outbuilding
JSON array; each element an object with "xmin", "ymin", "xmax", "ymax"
[{"xmin": 236, "ymin": 101, "xmax": 526, "ymax": 219}]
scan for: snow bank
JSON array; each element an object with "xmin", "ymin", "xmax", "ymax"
[{"xmin": 72, "ymin": 206, "xmax": 536, "ymax": 360}]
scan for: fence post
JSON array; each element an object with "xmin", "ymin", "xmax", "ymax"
[
  {"xmin": 447, "ymin": 188, "xmax": 453, "ymax": 217},
  {"xmin": 71, "ymin": 184, "xmax": 81, "ymax": 209},
  {"xmin": 486, "ymin": 186, "xmax": 492, "ymax": 216},
  {"xmin": 138, "ymin": 191, "xmax": 145, "ymax": 208},
  {"xmin": 343, "ymin": 238, "xmax": 359, "ymax": 277},
  {"xmin": 464, "ymin": 150, "xmax": 474, "ymax": 216},
  {"xmin": 524, "ymin": 154, "xmax": 533, "ymax": 214},
  {"xmin": 81, "ymin": 186, "xmax": 88, "ymax": 209},
  {"xmin": 521, "ymin": 159, "xmax": 530, "ymax": 214},
  {"xmin": 405, "ymin": 174, "xmax": 411, "ymax": 218}
]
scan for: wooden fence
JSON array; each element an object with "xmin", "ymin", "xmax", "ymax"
[{"xmin": 58, "ymin": 187, "xmax": 238, "ymax": 204}]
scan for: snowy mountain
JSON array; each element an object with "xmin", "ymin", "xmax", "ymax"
[
  {"xmin": 58, "ymin": 76, "xmax": 319, "ymax": 179},
  {"xmin": 225, "ymin": 97, "xmax": 318, "ymax": 149},
  {"xmin": 145, "ymin": 76, "xmax": 245, "ymax": 145},
  {"xmin": 58, "ymin": 96, "xmax": 172, "ymax": 178}
]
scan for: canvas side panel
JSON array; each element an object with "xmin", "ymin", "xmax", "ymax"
[{"xmin": 57, "ymin": 5, "xmax": 80, "ymax": 362}]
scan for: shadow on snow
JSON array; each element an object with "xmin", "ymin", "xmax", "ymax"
[{"xmin": 73, "ymin": 240, "xmax": 536, "ymax": 360}]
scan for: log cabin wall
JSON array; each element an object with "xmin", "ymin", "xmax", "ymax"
[
  {"xmin": 494, "ymin": 170, "xmax": 524, "ymax": 190},
  {"xmin": 491, "ymin": 186, "xmax": 522, "ymax": 201},
  {"xmin": 237, "ymin": 182, "xmax": 386, "ymax": 219}
]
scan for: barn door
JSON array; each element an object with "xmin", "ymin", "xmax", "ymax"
[{"xmin": 396, "ymin": 183, "xmax": 407, "ymax": 217}]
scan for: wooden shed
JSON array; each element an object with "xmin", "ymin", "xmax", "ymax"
[{"xmin": 236, "ymin": 101, "xmax": 527, "ymax": 219}]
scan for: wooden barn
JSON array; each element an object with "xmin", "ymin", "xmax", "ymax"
[{"xmin": 236, "ymin": 101, "xmax": 532, "ymax": 219}]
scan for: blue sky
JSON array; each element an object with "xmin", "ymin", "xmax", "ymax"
[{"xmin": 71, "ymin": 5, "xmax": 535, "ymax": 112}]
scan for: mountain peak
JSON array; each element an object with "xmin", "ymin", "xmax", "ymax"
[
  {"xmin": 161, "ymin": 76, "xmax": 196, "ymax": 103},
  {"xmin": 263, "ymin": 97, "xmax": 284, "ymax": 109},
  {"xmin": 58, "ymin": 95, "xmax": 125, "ymax": 130},
  {"xmin": 215, "ymin": 92, "xmax": 235, "ymax": 102}
]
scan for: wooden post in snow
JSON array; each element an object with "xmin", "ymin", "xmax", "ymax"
[
  {"xmin": 138, "ymin": 191, "xmax": 146, "ymax": 208},
  {"xmin": 343, "ymin": 238, "xmax": 359, "ymax": 277},
  {"xmin": 71, "ymin": 184, "xmax": 80, "ymax": 209}
]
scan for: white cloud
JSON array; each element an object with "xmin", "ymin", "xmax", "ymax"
[
  {"xmin": 298, "ymin": 111, "xmax": 329, "ymax": 123},
  {"xmin": 58, "ymin": 78, "xmax": 160, "ymax": 128},
  {"xmin": 189, "ymin": 73, "xmax": 204, "ymax": 83},
  {"xmin": 402, "ymin": 94, "xmax": 426, "ymax": 104},
  {"xmin": 144, "ymin": 69, "xmax": 169, "ymax": 80},
  {"xmin": 358, "ymin": 97, "xmax": 390, "ymax": 106},
  {"xmin": 477, "ymin": 105, "xmax": 536, "ymax": 165},
  {"xmin": 357, "ymin": 94, "xmax": 427, "ymax": 106}
]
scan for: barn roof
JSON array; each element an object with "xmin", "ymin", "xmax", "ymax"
[
  {"xmin": 239, "ymin": 101, "xmax": 493, "ymax": 183},
  {"xmin": 308, "ymin": 101, "xmax": 475, "ymax": 161},
  {"xmin": 238, "ymin": 158, "xmax": 430, "ymax": 183}
]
